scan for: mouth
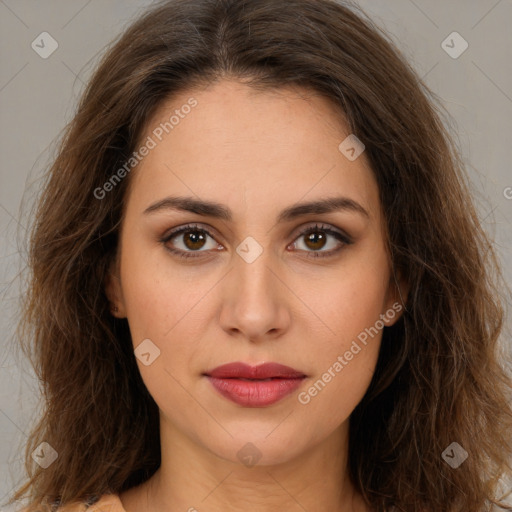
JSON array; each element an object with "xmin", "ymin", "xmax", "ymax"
[{"xmin": 203, "ymin": 362, "xmax": 307, "ymax": 407}]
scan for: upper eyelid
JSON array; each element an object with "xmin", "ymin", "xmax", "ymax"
[
  {"xmin": 162, "ymin": 222, "xmax": 349, "ymax": 245},
  {"xmin": 162, "ymin": 223, "xmax": 221, "ymax": 242}
]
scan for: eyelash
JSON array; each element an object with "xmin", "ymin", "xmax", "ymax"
[{"xmin": 159, "ymin": 223, "xmax": 352, "ymax": 260}]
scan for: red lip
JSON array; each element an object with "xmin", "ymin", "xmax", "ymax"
[
  {"xmin": 204, "ymin": 362, "xmax": 306, "ymax": 407},
  {"xmin": 206, "ymin": 362, "xmax": 305, "ymax": 379}
]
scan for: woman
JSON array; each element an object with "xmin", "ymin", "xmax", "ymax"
[{"xmin": 9, "ymin": 0, "xmax": 512, "ymax": 511}]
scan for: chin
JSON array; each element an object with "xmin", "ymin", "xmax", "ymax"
[{"xmin": 200, "ymin": 427, "xmax": 312, "ymax": 468}]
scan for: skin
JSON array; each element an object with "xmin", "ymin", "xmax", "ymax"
[{"xmin": 106, "ymin": 79, "xmax": 407, "ymax": 512}]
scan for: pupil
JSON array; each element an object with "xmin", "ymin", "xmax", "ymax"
[
  {"xmin": 185, "ymin": 230, "xmax": 205, "ymax": 250},
  {"xmin": 306, "ymin": 231, "xmax": 326, "ymax": 250}
]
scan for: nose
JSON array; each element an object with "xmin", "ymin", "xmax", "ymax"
[{"xmin": 218, "ymin": 248, "xmax": 291, "ymax": 344}]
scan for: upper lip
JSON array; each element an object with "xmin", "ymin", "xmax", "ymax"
[{"xmin": 205, "ymin": 362, "xmax": 306, "ymax": 379}]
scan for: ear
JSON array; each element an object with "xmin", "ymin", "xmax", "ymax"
[
  {"xmin": 104, "ymin": 257, "xmax": 127, "ymax": 318},
  {"xmin": 382, "ymin": 267, "xmax": 408, "ymax": 327}
]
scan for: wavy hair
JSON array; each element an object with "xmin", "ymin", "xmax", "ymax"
[{"xmin": 8, "ymin": 0, "xmax": 512, "ymax": 511}]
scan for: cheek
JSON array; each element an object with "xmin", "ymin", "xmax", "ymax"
[
  {"xmin": 119, "ymin": 238, "xmax": 208, "ymax": 340},
  {"xmin": 296, "ymin": 303, "xmax": 383, "ymax": 444},
  {"xmin": 119, "ymin": 242, "xmax": 218, "ymax": 389},
  {"xmin": 118, "ymin": 249, "xmax": 206, "ymax": 425},
  {"xmin": 293, "ymin": 252, "xmax": 389, "ymax": 431},
  {"xmin": 303, "ymin": 249, "xmax": 390, "ymax": 352},
  {"xmin": 296, "ymin": 347, "xmax": 379, "ymax": 448}
]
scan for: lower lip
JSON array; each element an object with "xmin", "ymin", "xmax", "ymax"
[{"xmin": 206, "ymin": 376, "xmax": 305, "ymax": 407}]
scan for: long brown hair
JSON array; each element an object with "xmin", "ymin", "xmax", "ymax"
[{"xmin": 8, "ymin": 0, "xmax": 512, "ymax": 511}]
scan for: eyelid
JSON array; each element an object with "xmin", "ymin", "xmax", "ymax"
[
  {"xmin": 160, "ymin": 221, "xmax": 352, "ymax": 259},
  {"xmin": 159, "ymin": 223, "xmax": 222, "ymax": 260},
  {"xmin": 290, "ymin": 222, "xmax": 352, "ymax": 244},
  {"xmin": 161, "ymin": 222, "xmax": 222, "ymax": 244}
]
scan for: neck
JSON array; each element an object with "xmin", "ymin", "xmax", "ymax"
[{"xmin": 122, "ymin": 415, "xmax": 368, "ymax": 512}]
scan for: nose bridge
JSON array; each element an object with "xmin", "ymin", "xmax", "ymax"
[
  {"xmin": 219, "ymin": 240, "xmax": 289, "ymax": 340},
  {"xmin": 236, "ymin": 246, "xmax": 276, "ymax": 297}
]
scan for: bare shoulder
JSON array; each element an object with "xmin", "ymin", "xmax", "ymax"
[
  {"xmin": 19, "ymin": 495, "xmax": 125, "ymax": 512},
  {"xmin": 82, "ymin": 495, "xmax": 125, "ymax": 512}
]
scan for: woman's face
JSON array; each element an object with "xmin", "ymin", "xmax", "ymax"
[{"xmin": 107, "ymin": 79, "xmax": 404, "ymax": 466}]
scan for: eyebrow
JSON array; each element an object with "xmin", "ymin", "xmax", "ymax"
[{"xmin": 143, "ymin": 195, "xmax": 369, "ymax": 222}]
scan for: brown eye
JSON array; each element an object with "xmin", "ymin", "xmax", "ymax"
[
  {"xmin": 181, "ymin": 229, "xmax": 208, "ymax": 250},
  {"xmin": 160, "ymin": 224, "xmax": 220, "ymax": 259},
  {"xmin": 291, "ymin": 224, "xmax": 352, "ymax": 258},
  {"xmin": 303, "ymin": 231, "xmax": 328, "ymax": 251}
]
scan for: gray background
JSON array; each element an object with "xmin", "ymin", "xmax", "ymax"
[{"xmin": 1, "ymin": 0, "xmax": 511, "ymax": 508}]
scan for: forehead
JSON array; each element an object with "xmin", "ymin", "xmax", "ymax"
[{"xmin": 126, "ymin": 79, "xmax": 380, "ymax": 222}]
